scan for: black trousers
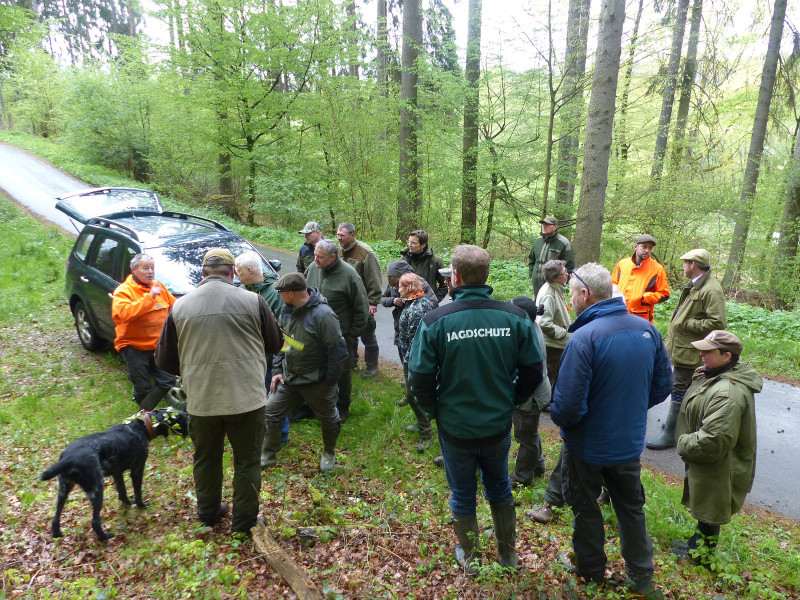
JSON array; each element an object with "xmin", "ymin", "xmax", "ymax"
[
  {"xmin": 120, "ymin": 346, "xmax": 175, "ymax": 403},
  {"xmin": 189, "ymin": 406, "xmax": 265, "ymax": 533}
]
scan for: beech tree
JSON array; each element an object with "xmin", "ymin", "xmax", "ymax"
[
  {"xmin": 572, "ymin": 0, "xmax": 625, "ymax": 266},
  {"xmin": 460, "ymin": 0, "xmax": 481, "ymax": 244},
  {"xmin": 723, "ymin": 0, "xmax": 787, "ymax": 287}
]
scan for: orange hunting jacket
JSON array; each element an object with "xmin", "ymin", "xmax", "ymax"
[
  {"xmin": 112, "ymin": 275, "xmax": 176, "ymax": 352},
  {"xmin": 611, "ymin": 255, "xmax": 670, "ymax": 323}
]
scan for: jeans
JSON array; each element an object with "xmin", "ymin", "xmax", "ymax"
[
  {"xmin": 189, "ymin": 406, "xmax": 265, "ymax": 533},
  {"xmin": 563, "ymin": 448, "xmax": 654, "ymax": 588},
  {"xmin": 438, "ymin": 430, "xmax": 513, "ymax": 517}
]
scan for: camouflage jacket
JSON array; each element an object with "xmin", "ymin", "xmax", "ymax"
[{"xmin": 398, "ymin": 295, "xmax": 437, "ymax": 365}]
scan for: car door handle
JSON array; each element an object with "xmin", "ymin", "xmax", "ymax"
[{"xmin": 80, "ymin": 276, "xmax": 90, "ymax": 283}]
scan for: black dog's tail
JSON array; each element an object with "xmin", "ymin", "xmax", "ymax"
[{"xmin": 40, "ymin": 460, "xmax": 72, "ymax": 481}]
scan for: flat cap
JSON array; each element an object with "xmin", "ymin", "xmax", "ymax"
[
  {"xmin": 691, "ymin": 330, "xmax": 743, "ymax": 354},
  {"xmin": 274, "ymin": 272, "xmax": 307, "ymax": 292},
  {"xmin": 636, "ymin": 233, "xmax": 657, "ymax": 245},
  {"xmin": 680, "ymin": 248, "xmax": 711, "ymax": 267},
  {"xmin": 299, "ymin": 221, "xmax": 321, "ymax": 234},
  {"xmin": 540, "ymin": 216, "xmax": 558, "ymax": 226},
  {"xmin": 203, "ymin": 248, "xmax": 235, "ymax": 266},
  {"xmin": 439, "ymin": 264, "xmax": 453, "ymax": 278}
]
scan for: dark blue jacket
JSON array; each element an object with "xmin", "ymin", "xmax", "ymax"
[{"xmin": 551, "ymin": 296, "xmax": 672, "ymax": 465}]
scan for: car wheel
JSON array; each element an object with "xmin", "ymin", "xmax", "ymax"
[{"xmin": 73, "ymin": 301, "xmax": 103, "ymax": 351}]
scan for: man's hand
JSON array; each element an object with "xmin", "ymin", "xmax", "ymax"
[
  {"xmin": 270, "ymin": 374, "xmax": 284, "ymax": 394},
  {"xmin": 369, "ymin": 304, "xmax": 378, "ymax": 315},
  {"xmin": 393, "ymin": 297, "xmax": 404, "ymax": 307},
  {"xmin": 150, "ymin": 285, "xmax": 162, "ymax": 298}
]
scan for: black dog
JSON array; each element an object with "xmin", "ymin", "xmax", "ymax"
[{"xmin": 40, "ymin": 407, "xmax": 189, "ymax": 541}]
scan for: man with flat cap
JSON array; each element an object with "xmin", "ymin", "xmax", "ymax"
[
  {"xmin": 297, "ymin": 221, "xmax": 324, "ymax": 273},
  {"xmin": 611, "ymin": 233, "xmax": 670, "ymax": 323},
  {"xmin": 261, "ymin": 272, "xmax": 349, "ymax": 472},
  {"xmin": 156, "ymin": 248, "xmax": 283, "ymax": 534},
  {"xmin": 528, "ymin": 216, "xmax": 575, "ymax": 297},
  {"xmin": 671, "ymin": 330, "xmax": 761, "ymax": 566},
  {"xmin": 648, "ymin": 249, "xmax": 727, "ymax": 450}
]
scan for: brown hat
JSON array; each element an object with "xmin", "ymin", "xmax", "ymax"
[
  {"xmin": 540, "ymin": 216, "xmax": 558, "ymax": 226},
  {"xmin": 636, "ymin": 233, "xmax": 656, "ymax": 245},
  {"xmin": 299, "ymin": 221, "xmax": 321, "ymax": 234},
  {"xmin": 274, "ymin": 272, "xmax": 307, "ymax": 292},
  {"xmin": 202, "ymin": 248, "xmax": 235, "ymax": 266},
  {"xmin": 691, "ymin": 330, "xmax": 743, "ymax": 354},
  {"xmin": 680, "ymin": 248, "xmax": 711, "ymax": 267}
]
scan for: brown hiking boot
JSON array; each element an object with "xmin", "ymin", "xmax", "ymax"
[{"xmin": 526, "ymin": 502, "xmax": 556, "ymax": 524}]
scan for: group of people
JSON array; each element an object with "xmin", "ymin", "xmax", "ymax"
[{"xmin": 109, "ymin": 216, "xmax": 762, "ymax": 594}]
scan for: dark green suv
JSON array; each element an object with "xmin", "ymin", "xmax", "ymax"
[{"xmin": 57, "ymin": 187, "xmax": 279, "ymax": 351}]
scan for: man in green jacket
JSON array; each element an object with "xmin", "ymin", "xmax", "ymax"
[
  {"xmin": 647, "ymin": 249, "xmax": 727, "ymax": 450},
  {"xmin": 409, "ymin": 245, "xmax": 544, "ymax": 572},
  {"xmin": 528, "ymin": 216, "xmax": 575, "ymax": 297},
  {"xmin": 672, "ymin": 330, "xmax": 762, "ymax": 565},
  {"xmin": 261, "ymin": 273, "xmax": 349, "ymax": 472},
  {"xmin": 306, "ymin": 239, "xmax": 370, "ymax": 421},
  {"xmin": 337, "ymin": 222, "xmax": 383, "ymax": 378}
]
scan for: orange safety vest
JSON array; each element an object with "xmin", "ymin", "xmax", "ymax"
[
  {"xmin": 112, "ymin": 275, "xmax": 176, "ymax": 351},
  {"xmin": 611, "ymin": 255, "xmax": 670, "ymax": 323}
]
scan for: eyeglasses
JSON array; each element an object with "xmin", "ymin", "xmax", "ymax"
[{"xmin": 570, "ymin": 271, "xmax": 591, "ymax": 296}]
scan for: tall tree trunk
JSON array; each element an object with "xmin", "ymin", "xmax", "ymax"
[
  {"xmin": 572, "ymin": 0, "xmax": 625, "ymax": 266},
  {"xmin": 0, "ymin": 80, "xmax": 11, "ymax": 130},
  {"xmin": 376, "ymin": 0, "xmax": 388, "ymax": 96},
  {"xmin": 347, "ymin": 1, "xmax": 359, "ymax": 79},
  {"xmin": 722, "ymin": 0, "xmax": 787, "ymax": 288},
  {"xmin": 617, "ymin": 0, "xmax": 644, "ymax": 164},
  {"xmin": 396, "ymin": 0, "xmax": 423, "ymax": 237},
  {"xmin": 670, "ymin": 0, "xmax": 703, "ymax": 171},
  {"xmin": 460, "ymin": 0, "xmax": 482, "ymax": 244},
  {"xmin": 175, "ymin": 0, "xmax": 185, "ymax": 51},
  {"xmin": 554, "ymin": 0, "xmax": 591, "ymax": 208},
  {"xmin": 650, "ymin": 0, "xmax": 690, "ymax": 181},
  {"xmin": 772, "ymin": 122, "xmax": 800, "ymax": 307}
]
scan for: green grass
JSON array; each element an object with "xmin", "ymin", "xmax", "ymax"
[{"xmin": 1, "ymin": 191, "xmax": 799, "ymax": 599}]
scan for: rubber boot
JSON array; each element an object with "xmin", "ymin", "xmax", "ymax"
[
  {"xmin": 319, "ymin": 418, "xmax": 341, "ymax": 472},
  {"xmin": 260, "ymin": 422, "xmax": 282, "ymax": 469},
  {"xmin": 452, "ymin": 513, "xmax": 481, "ymax": 574},
  {"xmin": 646, "ymin": 401, "xmax": 681, "ymax": 449},
  {"xmin": 490, "ymin": 500, "xmax": 518, "ymax": 568},
  {"xmin": 139, "ymin": 386, "xmax": 165, "ymax": 411}
]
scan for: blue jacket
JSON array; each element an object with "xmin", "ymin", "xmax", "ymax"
[{"xmin": 550, "ymin": 296, "xmax": 672, "ymax": 465}]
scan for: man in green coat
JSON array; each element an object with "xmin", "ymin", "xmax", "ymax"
[
  {"xmin": 527, "ymin": 216, "xmax": 575, "ymax": 297},
  {"xmin": 306, "ymin": 239, "xmax": 370, "ymax": 421},
  {"xmin": 647, "ymin": 249, "xmax": 727, "ymax": 450},
  {"xmin": 672, "ymin": 330, "xmax": 762, "ymax": 565}
]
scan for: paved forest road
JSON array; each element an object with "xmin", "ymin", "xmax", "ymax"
[{"xmin": 2, "ymin": 141, "xmax": 798, "ymax": 521}]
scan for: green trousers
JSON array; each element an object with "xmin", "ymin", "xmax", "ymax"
[{"xmin": 189, "ymin": 406, "xmax": 265, "ymax": 533}]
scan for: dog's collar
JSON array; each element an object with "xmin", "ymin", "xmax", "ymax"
[{"xmin": 141, "ymin": 411, "xmax": 157, "ymax": 440}]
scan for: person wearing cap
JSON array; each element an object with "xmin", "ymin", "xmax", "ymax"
[
  {"xmin": 261, "ymin": 272, "xmax": 349, "ymax": 472},
  {"xmin": 611, "ymin": 233, "xmax": 670, "ymax": 323},
  {"xmin": 235, "ymin": 251, "xmax": 289, "ymax": 447},
  {"xmin": 549, "ymin": 262, "xmax": 672, "ymax": 595},
  {"xmin": 305, "ymin": 239, "xmax": 370, "ymax": 422},
  {"xmin": 155, "ymin": 248, "xmax": 283, "ymax": 534},
  {"xmin": 671, "ymin": 330, "xmax": 762, "ymax": 565},
  {"xmin": 401, "ymin": 229, "xmax": 449, "ymax": 303},
  {"xmin": 528, "ymin": 216, "xmax": 575, "ymax": 298},
  {"xmin": 297, "ymin": 221, "xmax": 325, "ymax": 273},
  {"xmin": 337, "ymin": 222, "xmax": 383, "ymax": 378},
  {"xmin": 408, "ymin": 245, "xmax": 544, "ymax": 572},
  {"xmin": 647, "ymin": 249, "xmax": 727, "ymax": 450},
  {"xmin": 112, "ymin": 253, "xmax": 177, "ymax": 411}
]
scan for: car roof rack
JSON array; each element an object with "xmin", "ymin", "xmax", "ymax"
[
  {"xmin": 83, "ymin": 211, "xmax": 232, "ymax": 240},
  {"xmin": 84, "ymin": 216, "xmax": 142, "ymax": 241},
  {"xmin": 159, "ymin": 211, "xmax": 231, "ymax": 232}
]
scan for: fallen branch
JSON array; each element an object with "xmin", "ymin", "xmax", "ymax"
[{"xmin": 250, "ymin": 521, "xmax": 324, "ymax": 600}]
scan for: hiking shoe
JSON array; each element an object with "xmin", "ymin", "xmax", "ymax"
[
  {"xmin": 362, "ymin": 366, "xmax": 378, "ymax": 379},
  {"xmin": 405, "ymin": 423, "xmax": 419, "ymax": 433},
  {"xmin": 417, "ymin": 438, "xmax": 431, "ymax": 453},
  {"xmin": 200, "ymin": 502, "xmax": 229, "ymax": 526},
  {"xmin": 557, "ymin": 550, "xmax": 604, "ymax": 585},
  {"xmin": 320, "ymin": 451, "xmax": 336, "ymax": 472},
  {"xmin": 433, "ymin": 455, "xmax": 444, "ymax": 467},
  {"xmin": 526, "ymin": 503, "xmax": 555, "ymax": 524}
]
